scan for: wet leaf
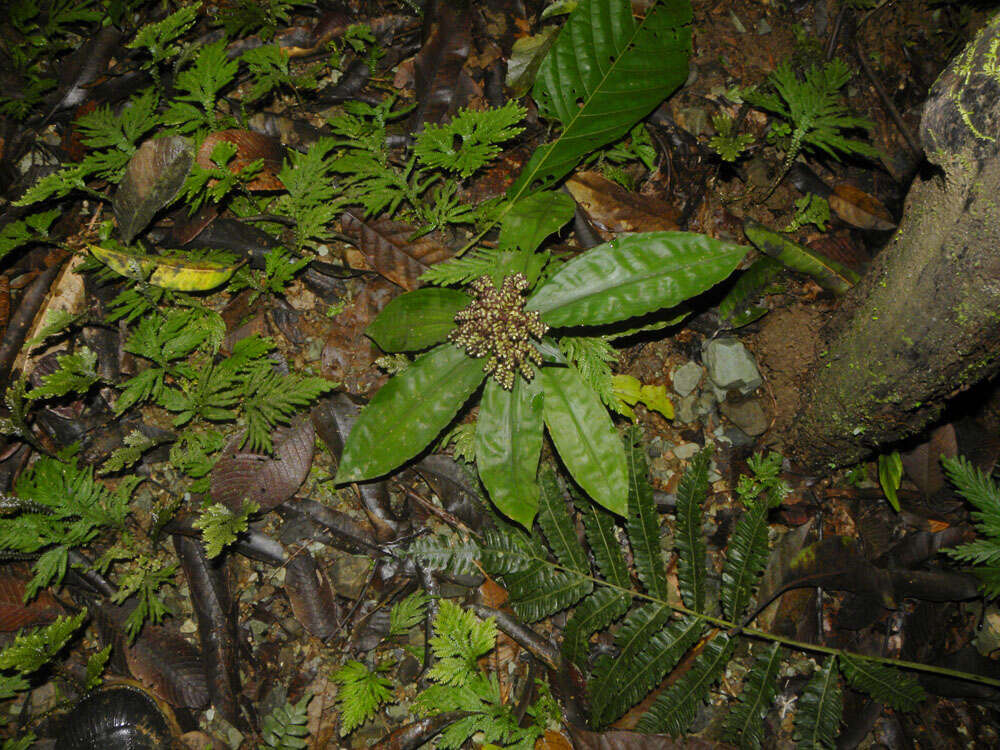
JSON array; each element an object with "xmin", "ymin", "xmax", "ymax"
[
  {"xmin": 506, "ymin": 28, "xmax": 560, "ymax": 98},
  {"xmin": 828, "ymin": 183, "xmax": 895, "ymax": 231},
  {"xmin": 341, "ymin": 211, "xmax": 455, "ymax": 290},
  {"xmin": 565, "ymin": 171, "xmax": 681, "ymax": 236},
  {"xmin": 114, "ymin": 136, "xmax": 194, "ymax": 244},
  {"xmin": 197, "ymin": 129, "xmax": 285, "ymax": 191},
  {"xmin": 900, "ymin": 423, "xmax": 958, "ymax": 497},
  {"xmin": 365, "ymin": 288, "xmax": 469, "ymax": 352},
  {"xmin": 284, "ymin": 549, "xmax": 341, "ymax": 639},
  {"xmin": 878, "ymin": 451, "xmax": 904, "ymax": 512},
  {"xmin": 717, "ymin": 257, "xmax": 783, "ymax": 330},
  {"xmin": 210, "ymin": 415, "xmax": 315, "ymax": 512},
  {"xmin": 498, "ymin": 191, "xmax": 576, "ymax": 253},
  {"xmin": 410, "ymin": 3, "xmax": 475, "ymax": 130},
  {"xmin": 0, "ymin": 563, "xmax": 63, "ymax": 631},
  {"xmin": 743, "ymin": 220, "xmax": 859, "ymax": 294},
  {"xmin": 89, "ymin": 244, "xmax": 240, "ymax": 291}
]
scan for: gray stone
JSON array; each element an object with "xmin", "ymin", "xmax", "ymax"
[
  {"xmin": 721, "ymin": 398, "xmax": 769, "ymax": 436},
  {"xmin": 702, "ymin": 337, "xmax": 763, "ymax": 395},
  {"xmin": 672, "ymin": 361, "xmax": 703, "ymax": 397},
  {"xmin": 696, "ymin": 389, "xmax": 718, "ymax": 420},
  {"xmin": 330, "ymin": 555, "xmax": 373, "ymax": 600},
  {"xmin": 676, "ymin": 393, "xmax": 698, "ymax": 423},
  {"xmin": 674, "ymin": 442, "xmax": 701, "ymax": 460}
]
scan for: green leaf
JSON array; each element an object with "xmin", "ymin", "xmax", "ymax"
[
  {"xmin": 261, "ymin": 693, "xmax": 312, "ymax": 749},
  {"xmin": 624, "ymin": 426, "xmax": 668, "ymax": 600},
  {"xmin": 0, "ymin": 610, "xmax": 86, "ymax": 673},
  {"xmin": 408, "ymin": 533, "xmax": 482, "ymax": 576},
  {"xmin": 717, "ymin": 257, "xmax": 783, "ymax": 329},
  {"xmin": 540, "ymin": 365, "xmax": 627, "ymax": 515},
  {"xmin": 476, "ymin": 376, "xmax": 544, "ymax": 528},
  {"xmin": 794, "ymin": 657, "xmax": 842, "ymax": 749},
  {"xmin": 84, "ymin": 644, "xmax": 112, "ymax": 690},
  {"xmin": 194, "ymin": 500, "xmax": 259, "ymax": 558},
  {"xmin": 427, "ymin": 600, "xmax": 497, "ymax": 686},
  {"xmin": 575, "ymin": 495, "xmax": 629, "ymax": 588},
  {"xmin": 335, "ymin": 344, "xmax": 487, "ymax": 482},
  {"xmin": 720, "ymin": 499, "xmax": 771, "ymax": 622},
  {"xmin": 537, "ymin": 467, "xmax": 588, "ymax": 572},
  {"xmin": 722, "ymin": 643, "xmax": 783, "ymax": 749},
  {"xmin": 561, "ymin": 587, "xmax": 629, "ymax": 666},
  {"xmin": 744, "ymin": 220, "xmax": 859, "ymax": 295},
  {"xmin": 505, "ymin": 565, "xmax": 592, "ymax": 622},
  {"xmin": 365, "ymin": 288, "xmax": 469, "ymax": 353},
  {"xmin": 413, "ymin": 102, "xmax": 526, "ymax": 177},
  {"xmin": 676, "ymin": 446, "xmax": 711, "ymax": 612},
  {"xmin": 878, "ymin": 450, "xmax": 903, "ymax": 513},
  {"xmin": 838, "ymin": 654, "xmax": 925, "ymax": 712},
  {"xmin": 26, "ymin": 347, "xmax": 99, "ymax": 400},
  {"xmin": 332, "ymin": 661, "xmax": 395, "ymax": 736},
  {"xmin": 509, "ymin": 0, "xmax": 692, "ymax": 194},
  {"xmin": 528, "ymin": 232, "xmax": 747, "ymax": 328},
  {"xmin": 497, "ymin": 191, "xmax": 576, "ymax": 253},
  {"xmin": 389, "ymin": 590, "xmax": 430, "ymax": 636}
]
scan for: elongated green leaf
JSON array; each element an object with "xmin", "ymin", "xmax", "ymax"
[
  {"xmin": 744, "ymin": 220, "xmax": 859, "ymax": 295},
  {"xmin": 794, "ymin": 657, "xmax": 842, "ymax": 750},
  {"xmin": 528, "ymin": 232, "xmax": 747, "ymax": 328},
  {"xmin": 476, "ymin": 376, "xmax": 544, "ymax": 527},
  {"xmin": 589, "ymin": 603, "xmax": 672, "ymax": 723},
  {"xmin": 636, "ymin": 633, "xmax": 735, "ymax": 735},
  {"xmin": 718, "ymin": 257, "xmax": 783, "ymax": 329},
  {"xmin": 540, "ymin": 365, "xmax": 628, "ymax": 515},
  {"xmin": 625, "ymin": 426, "xmax": 668, "ymax": 600},
  {"xmin": 365, "ymin": 288, "xmax": 469, "ymax": 352},
  {"xmin": 537, "ymin": 467, "xmax": 588, "ymax": 572},
  {"xmin": 877, "ymin": 450, "xmax": 903, "ymax": 513},
  {"xmin": 721, "ymin": 499, "xmax": 771, "ymax": 622},
  {"xmin": 498, "ymin": 191, "xmax": 576, "ymax": 253},
  {"xmin": 575, "ymin": 494, "xmax": 630, "ymax": 588},
  {"xmin": 722, "ymin": 643, "xmax": 783, "ymax": 749},
  {"xmin": 676, "ymin": 447, "xmax": 711, "ymax": 612},
  {"xmin": 509, "ymin": 0, "xmax": 692, "ymax": 195},
  {"xmin": 335, "ymin": 344, "xmax": 486, "ymax": 482},
  {"xmin": 838, "ymin": 654, "xmax": 925, "ymax": 712},
  {"xmin": 594, "ymin": 614, "xmax": 703, "ymax": 727},
  {"xmin": 562, "ymin": 587, "xmax": 630, "ymax": 666}
]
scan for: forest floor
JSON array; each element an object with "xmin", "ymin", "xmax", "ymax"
[{"xmin": 2, "ymin": 0, "xmax": 1000, "ymax": 748}]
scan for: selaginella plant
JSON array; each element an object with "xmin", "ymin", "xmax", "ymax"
[
  {"xmin": 746, "ymin": 58, "xmax": 878, "ymax": 198},
  {"xmin": 410, "ymin": 429, "xmax": 928, "ymax": 748}
]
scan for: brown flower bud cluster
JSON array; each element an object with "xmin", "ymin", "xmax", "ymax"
[{"xmin": 449, "ymin": 273, "xmax": 548, "ymax": 389}]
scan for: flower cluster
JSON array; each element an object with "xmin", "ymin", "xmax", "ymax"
[{"xmin": 449, "ymin": 273, "xmax": 548, "ymax": 389}]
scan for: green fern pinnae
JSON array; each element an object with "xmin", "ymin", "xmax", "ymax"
[
  {"xmin": 408, "ymin": 534, "xmax": 482, "ymax": 576},
  {"xmin": 537, "ymin": 469, "xmax": 589, "ymax": 574},
  {"xmin": 478, "ymin": 527, "xmax": 546, "ymax": 575},
  {"xmin": 720, "ymin": 500, "xmax": 771, "ymax": 622},
  {"xmin": 636, "ymin": 633, "xmax": 736, "ymax": 735},
  {"xmin": 561, "ymin": 587, "xmax": 630, "ymax": 667},
  {"xmin": 588, "ymin": 603, "xmax": 672, "ymax": 724},
  {"xmin": 593, "ymin": 615, "xmax": 704, "ymax": 727},
  {"xmin": 675, "ymin": 447, "xmax": 711, "ymax": 612},
  {"xmin": 504, "ymin": 567, "xmax": 592, "ymax": 623},
  {"xmin": 722, "ymin": 643, "xmax": 783, "ymax": 749},
  {"xmin": 575, "ymin": 494, "xmax": 630, "ymax": 589},
  {"xmin": 625, "ymin": 427, "xmax": 669, "ymax": 601},
  {"xmin": 942, "ymin": 455, "xmax": 1000, "ymax": 597},
  {"xmin": 794, "ymin": 656, "xmax": 842, "ymax": 749},
  {"xmin": 838, "ymin": 654, "xmax": 925, "ymax": 712},
  {"xmin": 261, "ymin": 693, "xmax": 312, "ymax": 749}
]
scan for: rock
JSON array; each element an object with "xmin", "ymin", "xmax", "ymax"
[
  {"xmin": 676, "ymin": 393, "xmax": 698, "ymax": 423},
  {"xmin": 721, "ymin": 398, "xmax": 769, "ymax": 436},
  {"xmin": 724, "ymin": 426, "xmax": 756, "ymax": 448},
  {"xmin": 696, "ymin": 390, "xmax": 718, "ymax": 422},
  {"xmin": 702, "ymin": 337, "xmax": 763, "ymax": 395},
  {"xmin": 672, "ymin": 361, "xmax": 703, "ymax": 397},
  {"xmin": 330, "ymin": 555, "xmax": 372, "ymax": 600},
  {"xmin": 674, "ymin": 442, "xmax": 701, "ymax": 460}
]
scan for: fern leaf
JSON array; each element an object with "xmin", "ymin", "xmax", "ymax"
[
  {"xmin": 624, "ymin": 427, "xmax": 668, "ymax": 601},
  {"xmin": 838, "ymin": 654, "xmax": 925, "ymax": 712},
  {"xmin": 479, "ymin": 526, "xmax": 547, "ymax": 575},
  {"xmin": 588, "ymin": 603, "xmax": 672, "ymax": 724},
  {"xmin": 636, "ymin": 633, "xmax": 735, "ymax": 736},
  {"xmin": 261, "ymin": 693, "xmax": 312, "ymax": 749},
  {"xmin": 505, "ymin": 566, "xmax": 592, "ymax": 623},
  {"xmin": 794, "ymin": 657, "xmax": 842, "ymax": 749},
  {"xmin": 408, "ymin": 533, "xmax": 481, "ymax": 576},
  {"xmin": 575, "ymin": 492, "xmax": 630, "ymax": 589},
  {"xmin": 27, "ymin": 348, "xmax": 99, "ymax": 400},
  {"xmin": 561, "ymin": 587, "xmax": 630, "ymax": 667},
  {"xmin": 537, "ymin": 468, "xmax": 588, "ymax": 574},
  {"xmin": 675, "ymin": 446, "xmax": 711, "ymax": 613},
  {"xmin": 593, "ymin": 614, "xmax": 704, "ymax": 727},
  {"xmin": 722, "ymin": 643, "xmax": 783, "ymax": 749},
  {"xmin": 720, "ymin": 500, "xmax": 770, "ymax": 622}
]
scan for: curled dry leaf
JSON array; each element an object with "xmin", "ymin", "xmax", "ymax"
[
  {"xmin": 828, "ymin": 183, "xmax": 896, "ymax": 231},
  {"xmin": 197, "ymin": 129, "xmax": 286, "ymax": 191},
  {"xmin": 341, "ymin": 211, "xmax": 455, "ymax": 291},
  {"xmin": 114, "ymin": 135, "xmax": 194, "ymax": 244},
  {"xmin": 210, "ymin": 415, "xmax": 315, "ymax": 512}
]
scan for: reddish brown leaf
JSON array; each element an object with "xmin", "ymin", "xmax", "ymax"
[
  {"xmin": 284, "ymin": 550, "xmax": 341, "ymax": 639},
  {"xmin": 565, "ymin": 171, "xmax": 680, "ymax": 239},
  {"xmin": 197, "ymin": 130, "xmax": 286, "ymax": 191},
  {"xmin": 340, "ymin": 211, "xmax": 454, "ymax": 290},
  {"xmin": 901, "ymin": 423, "xmax": 959, "ymax": 497},
  {"xmin": 828, "ymin": 183, "xmax": 896, "ymax": 231},
  {"xmin": 0, "ymin": 563, "xmax": 63, "ymax": 631},
  {"xmin": 210, "ymin": 415, "xmax": 315, "ymax": 511}
]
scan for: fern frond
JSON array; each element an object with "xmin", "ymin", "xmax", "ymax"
[
  {"xmin": 794, "ymin": 657, "xmax": 842, "ymax": 749},
  {"xmin": 636, "ymin": 633, "xmax": 735, "ymax": 735},
  {"xmin": 331, "ymin": 660, "xmax": 395, "ymax": 736},
  {"xmin": 722, "ymin": 643, "xmax": 783, "ymax": 749},
  {"xmin": 239, "ymin": 368, "xmax": 334, "ymax": 453},
  {"xmin": 575, "ymin": 493, "xmax": 630, "ymax": 589},
  {"xmin": 942, "ymin": 455, "xmax": 1000, "ymax": 538},
  {"xmin": 593, "ymin": 614, "xmax": 704, "ymax": 727},
  {"xmin": 675, "ymin": 446, "xmax": 711, "ymax": 613},
  {"xmin": 261, "ymin": 693, "xmax": 312, "ymax": 749},
  {"xmin": 838, "ymin": 654, "xmax": 925, "ymax": 712},
  {"xmin": 420, "ymin": 247, "xmax": 509, "ymax": 286},
  {"xmin": 588, "ymin": 603, "xmax": 672, "ymax": 724},
  {"xmin": 26, "ymin": 347, "xmax": 99, "ymax": 400},
  {"xmin": 408, "ymin": 533, "xmax": 481, "ymax": 576},
  {"xmin": 537, "ymin": 468, "xmax": 588, "ymax": 574},
  {"xmin": 561, "ymin": 587, "xmax": 630, "ymax": 667},
  {"xmin": 413, "ymin": 102, "xmax": 526, "ymax": 178},
  {"xmin": 559, "ymin": 336, "xmax": 622, "ymax": 414},
  {"xmin": 479, "ymin": 526, "xmax": 547, "ymax": 575},
  {"xmin": 504, "ymin": 566, "xmax": 592, "ymax": 623},
  {"xmin": 427, "ymin": 600, "xmax": 497, "ymax": 687},
  {"xmin": 389, "ymin": 589, "xmax": 430, "ymax": 636},
  {"xmin": 624, "ymin": 427, "xmax": 668, "ymax": 601},
  {"xmin": 720, "ymin": 500, "xmax": 770, "ymax": 622}
]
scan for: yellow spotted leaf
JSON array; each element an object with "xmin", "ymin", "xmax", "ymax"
[
  {"xmin": 613, "ymin": 374, "xmax": 674, "ymax": 421},
  {"xmin": 89, "ymin": 244, "xmax": 240, "ymax": 291}
]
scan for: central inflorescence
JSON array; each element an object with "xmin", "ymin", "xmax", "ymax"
[{"xmin": 449, "ymin": 273, "xmax": 549, "ymax": 390}]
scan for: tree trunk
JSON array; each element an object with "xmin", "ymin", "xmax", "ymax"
[{"xmin": 771, "ymin": 14, "xmax": 1000, "ymax": 471}]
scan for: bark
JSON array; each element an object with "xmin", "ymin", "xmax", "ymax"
[{"xmin": 783, "ymin": 14, "xmax": 1000, "ymax": 470}]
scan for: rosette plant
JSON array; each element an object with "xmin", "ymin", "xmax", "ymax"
[{"xmin": 334, "ymin": 192, "xmax": 747, "ymax": 527}]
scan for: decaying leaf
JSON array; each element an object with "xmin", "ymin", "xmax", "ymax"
[
  {"xmin": 114, "ymin": 136, "xmax": 194, "ymax": 244},
  {"xmin": 828, "ymin": 183, "xmax": 895, "ymax": 231},
  {"xmin": 89, "ymin": 243, "xmax": 241, "ymax": 291},
  {"xmin": 566, "ymin": 171, "xmax": 680, "ymax": 238},
  {"xmin": 341, "ymin": 211, "xmax": 454, "ymax": 290},
  {"xmin": 197, "ymin": 129, "xmax": 286, "ymax": 191}
]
